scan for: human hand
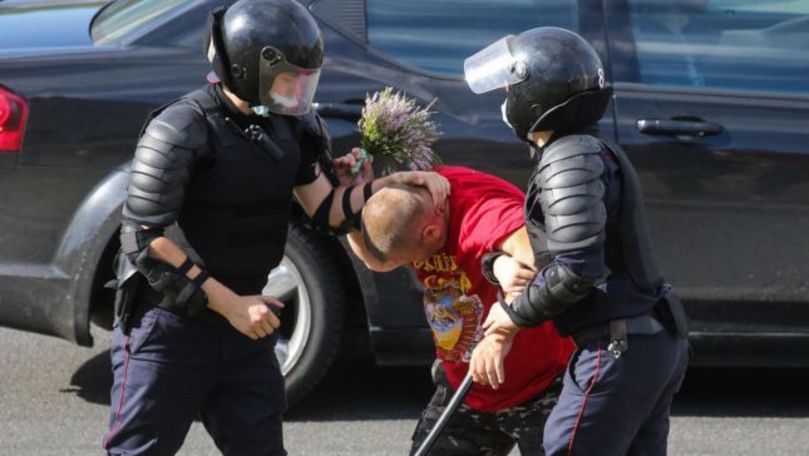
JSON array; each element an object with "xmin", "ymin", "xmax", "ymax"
[
  {"xmin": 395, "ymin": 170, "xmax": 450, "ymax": 206},
  {"xmin": 223, "ymin": 295, "xmax": 285, "ymax": 340},
  {"xmin": 482, "ymin": 301, "xmax": 519, "ymax": 337},
  {"xmin": 469, "ymin": 330, "xmax": 515, "ymax": 389},
  {"xmin": 332, "ymin": 147, "xmax": 373, "ymax": 186},
  {"xmin": 493, "ymin": 255, "xmax": 537, "ymax": 295}
]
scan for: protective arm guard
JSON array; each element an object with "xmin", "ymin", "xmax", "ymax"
[
  {"xmin": 506, "ymin": 135, "xmax": 607, "ymax": 326},
  {"xmin": 308, "ymin": 182, "xmax": 374, "ymax": 235},
  {"xmin": 118, "ymin": 224, "xmax": 210, "ymax": 316},
  {"xmin": 118, "ymin": 102, "xmax": 211, "ymax": 314},
  {"xmin": 505, "ymin": 262, "xmax": 596, "ymax": 326},
  {"xmin": 294, "ymin": 112, "xmax": 371, "ymax": 235}
]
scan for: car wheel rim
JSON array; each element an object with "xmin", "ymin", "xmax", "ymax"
[{"xmin": 263, "ymin": 256, "xmax": 312, "ymax": 376}]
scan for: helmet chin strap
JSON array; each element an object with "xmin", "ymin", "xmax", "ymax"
[
  {"xmin": 528, "ymin": 144, "xmax": 541, "ymax": 160},
  {"xmin": 500, "ymin": 100, "xmax": 549, "ymax": 160},
  {"xmin": 503, "ymin": 99, "xmax": 543, "ymax": 157},
  {"xmin": 526, "ymin": 132, "xmax": 544, "ymax": 159}
]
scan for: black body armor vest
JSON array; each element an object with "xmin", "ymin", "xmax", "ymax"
[{"xmin": 161, "ymin": 87, "xmax": 310, "ymax": 294}]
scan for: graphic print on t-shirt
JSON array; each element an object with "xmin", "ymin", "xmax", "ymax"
[{"xmin": 414, "ymin": 253, "xmax": 483, "ymax": 363}]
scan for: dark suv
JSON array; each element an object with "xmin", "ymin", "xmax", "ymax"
[{"xmin": 1, "ymin": 0, "xmax": 807, "ymax": 403}]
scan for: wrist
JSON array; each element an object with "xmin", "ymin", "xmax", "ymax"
[
  {"xmin": 488, "ymin": 329, "xmax": 515, "ymax": 342},
  {"xmin": 502, "ymin": 294, "xmax": 531, "ymax": 328},
  {"xmin": 203, "ymin": 279, "xmax": 237, "ymax": 315}
]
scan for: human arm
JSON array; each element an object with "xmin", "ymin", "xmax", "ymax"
[
  {"xmin": 484, "ymin": 136, "xmax": 609, "ymax": 335},
  {"xmin": 468, "ymin": 328, "xmax": 515, "ymax": 389},
  {"xmin": 146, "ymin": 237, "xmax": 282, "ymax": 339},
  {"xmin": 293, "ymin": 147, "xmax": 450, "ymax": 232},
  {"xmin": 469, "ymin": 227, "xmax": 533, "ymax": 388},
  {"xmin": 490, "ymin": 226, "xmax": 538, "ymax": 298}
]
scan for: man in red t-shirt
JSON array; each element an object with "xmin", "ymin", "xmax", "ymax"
[{"xmin": 348, "ymin": 165, "xmax": 574, "ymax": 455}]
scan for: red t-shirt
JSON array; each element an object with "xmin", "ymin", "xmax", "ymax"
[{"xmin": 412, "ymin": 165, "xmax": 574, "ymax": 412}]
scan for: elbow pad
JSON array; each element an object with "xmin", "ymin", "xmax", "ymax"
[
  {"xmin": 508, "ymin": 135, "xmax": 609, "ymax": 326},
  {"xmin": 119, "ymin": 223, "xmax": 209, "ymax": 316},
  {"xmin": 119, "ymin": 223, "xmax": 176, "ymax": 291},
  {"xmin": 123, "ymin": 102, "xmax": 208, "ymax": 227},
  {"xmin": 508, "ymin": 262, "xmax": 595, "ymax": 326}
]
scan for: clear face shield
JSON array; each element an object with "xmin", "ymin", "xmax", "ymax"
[
  {"xmin": 463, "ymin": 35, "xmax": 528, "ymax": 94},
  {"xmin": 257, "ymin": 46, "xmax": 321, "ymax": 116}
]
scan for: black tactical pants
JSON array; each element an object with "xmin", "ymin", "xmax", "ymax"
[{"xmin": 103, "ymin": 304, "xmax": 287, "ymax": 456}]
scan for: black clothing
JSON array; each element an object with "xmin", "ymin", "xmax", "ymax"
[
  {"xmin": 107, "ymin": 82, "xmax": 330, "ymax": 456},
  {"xmin": 507, "ymin": 125, "xmax": 665, "ymax": 336},
  {"xmin": 104, "ymin": 305, "xmax": 287, "ymax": 456},
  {"xmin": 123, "ymin": 83, "xmax": 324, "ymax": 296}
]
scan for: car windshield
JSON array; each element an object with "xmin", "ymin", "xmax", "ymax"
[{"xmin": 91, "ymin": 0, "xmax": 185, "ymax": 44}]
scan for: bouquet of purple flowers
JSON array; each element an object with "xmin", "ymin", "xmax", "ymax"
[{"xmin": 354, "ymin": 87, "xmax": 442, "ymax": 176}]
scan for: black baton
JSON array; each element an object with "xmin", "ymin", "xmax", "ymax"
[{"xmin": 413, "ymin": 373, "xmax": 474, "ymax": 456}]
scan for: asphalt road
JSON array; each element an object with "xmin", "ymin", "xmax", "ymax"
[{"xmin": 1, "ymin": 326, "xmax": 809, "ymax": 456}]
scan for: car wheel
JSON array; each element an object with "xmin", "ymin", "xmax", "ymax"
[{"xmin": 263, "ymin": 224, "xmax": 345, "ymax": 406}]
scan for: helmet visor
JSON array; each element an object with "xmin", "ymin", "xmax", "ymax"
[
  {"xmin": 258, "ymin": 54, "xmax": 321, "ymax": 116},
  {"xmin": 464, "ymin": 35, "xmax": 526, "ymax": 94}
]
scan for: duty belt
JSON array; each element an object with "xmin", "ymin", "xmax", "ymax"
[{"xmin": 571, "ymin": 310, "xmax": 665, "ymax": 358}]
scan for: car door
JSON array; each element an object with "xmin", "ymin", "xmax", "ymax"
[{"xmin": 605, "ymin": 0, "xmax": 809, "ymax": 364}]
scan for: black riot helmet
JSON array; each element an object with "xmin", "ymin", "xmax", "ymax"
[
  {"xmin": 204, "ymin": 0, "xmax": 324, "ymax": 116},
  {"xmin": 464, "ymin": 27, "xmax": 611, "ymax": 142}
]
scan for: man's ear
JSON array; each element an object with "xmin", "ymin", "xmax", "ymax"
[{"xmin": 421, "ymin": 221, "xmax": 442, "ymax": 245}]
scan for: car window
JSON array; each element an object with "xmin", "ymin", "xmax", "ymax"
[
  {"xmin": 0, "ymin": 2, "xmax": 103, "ymax": 49},
  {"xmin": 366, "ymin": 0, "xmax": 578, "ymax": 77},
  {"xmin": 626, "ymin": 0, "xmax": 809, "ymax": 94},
  {"xmin": 91, "ymin": 0, "xmax": 185, "ymax": 45}
]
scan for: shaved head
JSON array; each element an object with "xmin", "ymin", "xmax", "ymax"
[{"xmin": 361, "ymin": 184, "xmax": 434, "ymax": 262}]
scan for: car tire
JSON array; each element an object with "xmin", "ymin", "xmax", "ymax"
[{"xmin": 264, "ymin": 223, "xmax": 345, "ymax": 406}]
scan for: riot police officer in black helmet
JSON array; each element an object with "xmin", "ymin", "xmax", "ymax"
[
  {"xmin": 103, "ymin": 0, "xmax": 449, "ymax": 454},
  {"xmin": 465, "ymin": 27, "xmax": 689, "ymax": 455}
]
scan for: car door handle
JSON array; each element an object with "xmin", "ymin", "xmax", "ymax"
[
  {"xmin": 312, "ymin": 102, "xmax": 363, "ymax": 122},
  {"xmin": 636, "ymin": 118, "xmax": 724, "ymax": 137}
]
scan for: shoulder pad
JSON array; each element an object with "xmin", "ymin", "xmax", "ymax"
[
  {"xmin": 140, "ymin": 101, "xmax": 208, "ymax": 152},
  {"xmin": 539, "ymin": 135, "xmax": 605, "ymax": 190},
  {"xmin": 537, "ymin": 135, "xmax": 606, "ymax": 252},
  {"xmin": 123, "ymin": 102, "xmax": 207, "ymax": 227},
  {"xmin": 539, "ymin": 134, "xmax": 603, "ymax": 168}
]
